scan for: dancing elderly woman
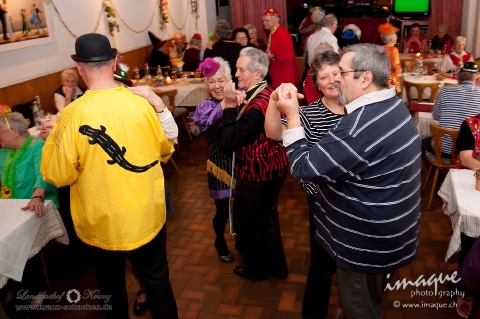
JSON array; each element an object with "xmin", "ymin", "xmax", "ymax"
[{"xmin": 193, "ymin": 57, "xmax": 236, "ymax": 263}]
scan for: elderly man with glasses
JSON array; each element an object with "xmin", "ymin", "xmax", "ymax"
[
  {"xmin": 276, "ymin": 43, "xmax": 421, "ymax": 319},
  {"xmin": 262, "ymin": 8, "xmax": 299, "ymax": 88}
]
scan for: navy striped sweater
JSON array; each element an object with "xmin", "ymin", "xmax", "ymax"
[{"xmin": 286, "ymin": 95, "xmax": 422, "ymax": 273}]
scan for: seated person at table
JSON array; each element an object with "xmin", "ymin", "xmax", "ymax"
[
  {"xmin": 169, "ymin": 33, "xmax": 187, "ymax": 62},
  {"xmin": 53, "ymin": 69, "xmax": 85, "ymax": 112},
  {"xmin": 403, "ymin": 23, "xmax": 427, "ymax": 53},
  {"xmin": 148, "ymin": 31, "xmax": 171, "ymax": 68},
  {"xmin": 455, "ymin": 112, "xmax": 480, "ymax": 169},
  {"xmin": 183, "ymin": 33, "xmax": 203, "ymax": 71},
  {"xmin": 440, "ymin": 36, "xmax": 474, "ymax": 72},
  {"xmin": 431, "ymin": 23, "xmax": 452, "ymax": 53},
  {"xmin": 424, "ymin": 62, "xmax": 480, "ymax": 158},
  {"xmin": 0, "ymin": 112, "xmax": 58, "ymax": 309}
]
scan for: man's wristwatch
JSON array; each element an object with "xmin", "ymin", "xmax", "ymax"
[{"xmin": 32, "ymin": 195, "xmax": 45, "ymax": 202}]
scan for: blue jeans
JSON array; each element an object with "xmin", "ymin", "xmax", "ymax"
[{"xmin": 302, "ymin": 194, "xmax": 337, "ymax": 319}]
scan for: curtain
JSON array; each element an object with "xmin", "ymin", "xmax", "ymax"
[
  {"xmin": 427, "ymin": 0, "xmax": 464, "ymax": 41},
  {"xmin": 231, "ymin": 0, "xmax": 287, "ymax": 44}
]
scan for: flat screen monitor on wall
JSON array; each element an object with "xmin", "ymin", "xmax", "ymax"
[{"xmin": 393, "ymin": 0, "xmax": 431, "ymax": 19}]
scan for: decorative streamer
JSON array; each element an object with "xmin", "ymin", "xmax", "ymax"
[
  {"xmin": 167, "ymin": 1, "xmax": 188, "ymax": 30},
  {"xmin": 112, "ymin": 0, "xmax": 157, "ymax": 33},
  {"xmin": 45, "ymin": 0, "xmax": 103, "ymax": 38}
]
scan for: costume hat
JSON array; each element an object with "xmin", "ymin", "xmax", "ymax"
[
  {"xmin": 192, "ymin": 33, "xmax": 202, "ymax": 40},
  {"xmin": 148, "ymin": 31, "xmax": 167, "ymax": 49},
  {"xmin": 462, "ymin": 62, "xmax": 479, "ymax": 73},
  {"xmin": 263, "ymin": 8, "xmax": 280, "ymax": 17},
  {"xmin": 71, "ymin": 33, "xmax": 117, "ymax": 62},
  {"xmin": 378, "ymin": 22, "xmax": 399, "ymax": 35}
]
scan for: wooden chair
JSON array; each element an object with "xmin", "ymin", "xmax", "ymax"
[
  {"xmin": 156, "ymin": 89, "xmax": 192, "ymax": 141},
  {"xmin": 422, "ymin": 123, "xmax": 459, "ymax": 209},
  {"xmin": 403, "ymin": 80, "xmax": 440, "ymax": 106},
  {"xmin": 401, "ymin": 58, "xmax": 416, "ymax": 72},
  {"xmin": 403, "ymin": 60, "xmax": 436, "ymax": 73}
]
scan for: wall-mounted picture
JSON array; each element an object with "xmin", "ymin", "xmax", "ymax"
[{"xmin": 0, "ymin": 0, "xmax": 52, "ymax": 52}]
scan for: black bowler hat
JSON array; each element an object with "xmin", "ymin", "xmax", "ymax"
[
  {"xmin": 462, "ymin": 62, "xmax": 479, "ymax": 73},
  {"xmin": 71, "ymin": 33, "xmax": 117, "ymax": 62}
]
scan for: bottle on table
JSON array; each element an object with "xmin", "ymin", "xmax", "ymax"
[
  {"xmin": 156, "ymin": 65, "xmax": 164, "ymax": 86},
  {"xmin": 144, "ymin": 63, "xmax": 152, "ymax": 83}
]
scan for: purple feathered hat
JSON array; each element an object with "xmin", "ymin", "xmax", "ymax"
[{"xmin": 196, "ymin": 58, "xmax": 220, "ymax": 77}]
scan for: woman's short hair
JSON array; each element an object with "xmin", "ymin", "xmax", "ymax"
[
  {"xmin": 244, "ymin": 24, "xmax": 256, "ymax": 33},
  {"xmin": 215, "ymin": 19, "xmax": 233, "ymax": 40},
  {"xmin": 0, "ymin": 112, "xmax": 29, "ymax": 136},
  {"xmin": 239, "ymin": 47, "xmax": 269, "ymax": 78},
  {"xmin": 454, "ymin": 36, "xmax": 467, "ymax": 46},
  {"xmin": 379, "ymin": 33, "xmax": 393, "ymax": 45},
  {"xmin": 61, "ymin": 69, "xmax": 79, "ymax": 82},
  {"xmin": 207, "ymin": 57, "xmax": 232, "ymax": 81},
  {"xmin": 310, "ymin": 50, "xmax": 340, "ymax": 91},
  {"xmin": 232, "ymin": 28, "xmax": 250, "ymax": 44},
  {"xmin": 437, "ymin": 23, "xmax": 448, "ymax": 32}
]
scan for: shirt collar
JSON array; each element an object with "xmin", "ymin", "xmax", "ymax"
[{"xmin": 345, "ymin": 86, "xmax": 396, "ymax": 114}]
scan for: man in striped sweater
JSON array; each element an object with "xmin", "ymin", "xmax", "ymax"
[{"xmin": 276, "ymin": 43, "xmax": 422, "ymax": 319}]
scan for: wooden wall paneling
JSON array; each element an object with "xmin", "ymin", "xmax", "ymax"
[{"xmin": 0, "ymin": 46, "xmax": 153, "ymax": 114}]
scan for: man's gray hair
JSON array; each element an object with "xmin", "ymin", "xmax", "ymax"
[
  {"xmin": 215, "ymin": 19, "xmax": 232, "ymax": 40},
  {"xmin": 341, "ymin": 43, "xmax": 390, "ymax": 88},
  {"xmin": 190, "ymin": 37, "xmax": 201, "ymax": 47},
  {"xmin": 244, "ymin": 24, "xmax": 256, "ymax": 33},
  {"xmin": 239, "ymin": 47, "xmax": 269, "ymax": 78},
  {"xmin": 321, "ymin": 14, "xmax": 337, "ymax": 27},
  {"xmin": 0, "ymin": 112, "xmax": 29, "ymax": 136},
  {"xmin": 458, "ymin": 69, "xmax": 479, "ymax": 83}
]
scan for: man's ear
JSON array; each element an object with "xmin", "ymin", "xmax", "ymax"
[
  {"xmin": 361, "ymin": 71, "xmax": 373, "ymax": 89},
  {"xmin": 74, "ymin": 61, "xmax": 84, "ymax": 77}
]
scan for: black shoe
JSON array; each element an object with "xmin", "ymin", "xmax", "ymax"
[
  {"xmin": 233, "ymin": 266, "xmax": 269, "ymax": 281},
  {"xmin": 215, "ymin": 244, "xmax": 234, "ymax": 263},
  {"xmin": 133, "ymin": 290, "xmax": 148, "ymax": 316}
]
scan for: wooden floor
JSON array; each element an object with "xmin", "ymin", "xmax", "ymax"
[{"xmin": 14, "ymin": 128, "xmax": 463, "ymax": 319}]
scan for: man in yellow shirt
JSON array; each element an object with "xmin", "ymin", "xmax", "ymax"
[{"xmin": 41, "ymin": 33, "xmax": 178, "ymax": 319}]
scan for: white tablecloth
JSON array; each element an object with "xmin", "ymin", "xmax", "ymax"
[
  {"xmin": 437, "ymin": 169, "xmax": 480, "ymax": 261},
  {"xmin": 400, "ymin": 53, "xmax": 444, "ymax": 64},
  {"xmin": 0, "ymin": 199, "xmax": 69, "ymax": 287},
  {"xmin": 413, "ymin": 110, "xmax": 438, "ymax": 140}
]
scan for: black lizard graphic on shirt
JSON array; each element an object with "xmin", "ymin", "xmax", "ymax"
[{"xmin": 79, "ymin": 125, "xmax": 158, "ymax": 173}]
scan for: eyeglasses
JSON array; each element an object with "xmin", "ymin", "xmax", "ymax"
[
  {"xmin": 261, "ymin": 18, "xmax": 273, "ymax": 23},
  {"xmin": 248, "ymin": 31, "xmax": 255, "ymax": 35},
  {"xmin": 339, "ymin": 70, "xmax": 366, "ymax": 77},
  {"xmin": 236, "ymin": 37, "xmax": 247, "ymax": 41}
]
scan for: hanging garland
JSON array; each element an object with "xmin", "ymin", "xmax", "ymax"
[
  {"xmin": 190, "ymin": 0, "xmax": 199, "ymax": 30},
  {"xmin": 44, "ymin": 0, "xmax": 103, "ymax": 38},
  {"xmin": 167, "ymin": 1, "xmax": 189, "ymax": 30},
  {"xmin": 159, "ymin": 0, "xmax": 169, "ymax": 30},
  {"xmin": 112, "ymin": 0, "xmax": 157, "ymax": 33},
  {"xmin": 103, "ymin": 1, "xmax": 119, "ymax": 36}
]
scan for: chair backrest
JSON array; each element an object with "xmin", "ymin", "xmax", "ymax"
[
  {"xmin": 155, "ymin": 89, "xmax": 178, "ymax": 113},
  {"xmin": 422, "ymin": 61, "xmax": 436, "ymax": 72},
  {"xmin": 401, "ymin": 58, "xmax": 416, "ymax": 73},
  {"xmin": 403, "ymin": 80, "xmax": 440, "ymax": 105},
  {"xmin": 443, "ymin": 82, "xmax": 457, "ymax": 87},
  {"xmin": 429, "ymin": 123, "xmax": 459, "ymax": 166},
  {"xmin": 404, "ymin": 60, "xmax": 416, "ymax": 73}
]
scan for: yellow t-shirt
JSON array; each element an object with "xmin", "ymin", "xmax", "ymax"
[{"xmin": 41, "ymin": 86, "xmax": 174, "ymax": 251}]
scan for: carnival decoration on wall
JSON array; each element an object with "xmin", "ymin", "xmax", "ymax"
[
  {"xmin": 103, "ymin": 0, "xmax": 118, "ymax": 36},
  {"xmin": 191, "ymin": 0, "xmax": 199, "ymax": 30},
  {"xmin": 159, "ymin": 0, "xmax": 169, "ymax": 30}
]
